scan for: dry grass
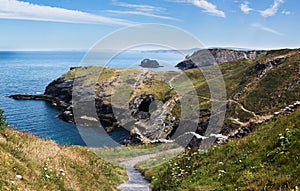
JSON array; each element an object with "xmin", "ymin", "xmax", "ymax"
[{"xmin": 0, "ymin": 126, "xmax": 127, "ymax": 191}]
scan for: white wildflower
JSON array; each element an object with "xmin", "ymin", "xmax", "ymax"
[{"xmin": 16, "ymin": 175, "xmax": 22, "ymax": 179}]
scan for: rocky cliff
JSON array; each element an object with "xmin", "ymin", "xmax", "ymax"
[{"xmin": 176, "ymin": 48, "xmax": 266, "ymax": 70}]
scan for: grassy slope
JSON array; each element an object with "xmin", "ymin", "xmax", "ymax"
[
  {"xmin": 138, "ymin": 109, "xmax": 300, "ymax": 191},
  {"xmin": 0, "ymin": 110, "xmax": 127, "ymax": 191},
  {"xmin": 242, "ymin": 54, "xmax": 300, "ymax": 114}
]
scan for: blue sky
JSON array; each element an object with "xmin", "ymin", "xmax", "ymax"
[{"xmin": 0, "ymin": 0, "xmax": 299, "ymax": 50}]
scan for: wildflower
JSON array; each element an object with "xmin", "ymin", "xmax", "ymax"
[
  {"xmin": 45, "ymin": 174, "xmax": 50, "ymax": 179},
  {"xmin": 16, "ymin": 175, "xmax": 22, "ymax": 179},
  {"xmin": 218, "ymin": 162, "xmax": 224, "ymax": 165},
  {"xmin": 59, "ymin": 169, "xmax": 65, "ymax": 176}
]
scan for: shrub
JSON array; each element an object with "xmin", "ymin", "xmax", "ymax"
[{"xmin": 0, "ymin": 108, "xmax": 7, "ymax": 129}]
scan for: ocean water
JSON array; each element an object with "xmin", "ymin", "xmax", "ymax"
[{"xmin": 0, "ymin": 50, "xmax": 184, "ymax": 146}]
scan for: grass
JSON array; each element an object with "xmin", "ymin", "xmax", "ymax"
[
  {"xmin": 0, "ymin": 109, "xmax": 127, "ymax": 191},
  {"xmin": 92, "ymin": 143, "xmax": 180, "ymax": 164},
  {"xmin": 242, "ymin": 54, "xmax": 300, "ymax": 114},
  {"xmin": 138, "ymin": 109, "xmax": 300, "ymax": 191},
  {"xmin": 138, "ymin": 79, "xmax": 175, "ymax": 102}
]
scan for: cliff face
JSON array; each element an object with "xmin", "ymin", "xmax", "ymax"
[{"xmin": 176, "ymin": 48, "xmax": 265, "ymax": 70}]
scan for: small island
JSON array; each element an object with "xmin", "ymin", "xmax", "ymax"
[{"xmin": 139, "ymin": 58, "xmax": 163, "ymax": 68}]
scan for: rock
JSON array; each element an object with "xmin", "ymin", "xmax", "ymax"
[
  {"xmin": 44, "ymin": 77, "xmax": 74, "ymax": 104},
  {"xmin": 8, "ymin": 94, "xmax": 67, "ymax": 111},
  {"xmin": 129, "ymin": 94, "xmax": 154, "ymax": 120},
  {"xmin": 139, "ymin": 59, "xmax": 163, "ymax": 68},
  {"xmin": 176, "ymin": 48, "xmax": 265, "ymax": 70},
  {"xmin": 176, "ymin": 60, "xmax": 197, "ymax": 70}
]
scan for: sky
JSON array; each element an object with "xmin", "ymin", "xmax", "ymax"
[{"xmin": 0, "ymin": 0, "xmax": 299, "ymax": 50}]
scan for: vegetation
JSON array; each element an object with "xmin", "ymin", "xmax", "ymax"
[
  {"xmin": 0, "ymin": 109, "xmax": 127, "ymax": 191},
  {"xmin": 138, "ymin": 109, "xmax": 300, "ymax": 191},
  {"xmin": 242, "ymin": 54, "xmax": 300, "ymax": 114},
  {"xmin": 92, "ymin": 143, "xmax": 179, "ymax": 164}
]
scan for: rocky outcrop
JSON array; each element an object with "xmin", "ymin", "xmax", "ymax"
[
  {"xmin": 176, "ymin": 48, "xmax": 265, "ymax": 70},
  {"xmin": 44, "ymin": 77, "xmax": 74, "ymax": 105},
  {"xmin": 8, "ymin": 94, "xmax": 68, "ymax": 110},
  {"xmin": 139, "ymin": 59, "xmax": 163, "ymax": 68}
]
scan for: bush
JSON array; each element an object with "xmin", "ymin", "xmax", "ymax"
[{"xmin": 0, "ymin": 108, "xmax": 7, "ymax": 128}]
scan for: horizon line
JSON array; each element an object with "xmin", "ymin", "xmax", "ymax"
[{"xmin": 0, "ymin": 46, "xmax": 299, "ymax": 52}]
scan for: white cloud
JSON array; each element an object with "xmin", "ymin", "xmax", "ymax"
[
  {"xmin": 112, "ymin": 0, "xmax": 164, "ymax": 13},
  {"xmin": 106, "ymin": 10, "xmax": 180, "ymax": 21},
  {"xmin": 240, "ymin": 1, "xmax": 253, "ymax": 14},
  {"xmin": 251, "ymin": 23, "xmax": 283, "ymax": 36},
  {"xmin": 168, "ymin": 0, "xmax": 225, "ymax": 18},
  {"xmin": 260, "ymin": 0, "xmax": 284, "ymax": 17},
  {"xmin": 0, "ymin": 0, "xmax": 133, "ymax": 25},
  {"xmin": 110, "ymin": 0, "xmax": 178, "ymax": 21}
]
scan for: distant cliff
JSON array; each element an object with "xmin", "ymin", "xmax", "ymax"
[{"xmin": 176, "ymin": 48, "xmax": 266, "ymax": 70}]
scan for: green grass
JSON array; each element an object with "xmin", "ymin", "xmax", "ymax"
[
  {"xmin": 242, "ymin": 54, "xmax": 300, "ymax": 114},
  {"xmin": 139, "ymin": 109, "xmax": 300, "ymax": 191},
  {"xmin": 139, "ymin": 79, "xmax": 175, "ymax": 102},
  {"xmin": 0, "ymin": 109, "xmax": 127, "ymax": 191}
]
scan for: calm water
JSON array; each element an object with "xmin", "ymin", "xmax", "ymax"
[{"xmin": 0, "ymin": 50, "xmax": 184, "ymax": 146}]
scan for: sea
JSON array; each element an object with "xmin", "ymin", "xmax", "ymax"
[{"xmin": 0, "ymin": 50, "xmax": 185, "ymax": 146}]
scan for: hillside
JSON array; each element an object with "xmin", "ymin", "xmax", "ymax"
[
  {"xmin": 137, "ymin": 108, "xmax": 300, "ymax": 191},
  {"xmin": 9, "ymin": 48, "xmax": 300, "ymax": 146},
  {"xmin": 0, "ymin": 109, "xmax": 127, "ymax": 191}
]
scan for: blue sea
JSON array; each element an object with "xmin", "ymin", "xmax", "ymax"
[{"xmin": 0, "ymin": 50, "xmax": 185, "ymax": 146}]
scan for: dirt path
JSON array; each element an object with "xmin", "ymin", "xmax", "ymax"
[
  {"xmin": 117, "ymin": 165, "xmax": 151, "ymax": 191},
  {"xmin": 117, "ymin": 147, "xmax": 184, "ymax": 191}
]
